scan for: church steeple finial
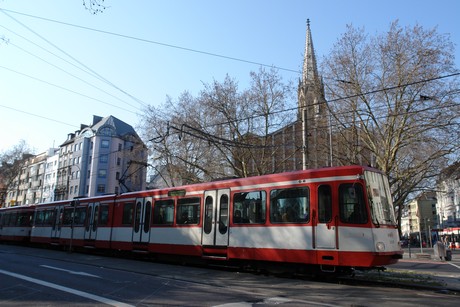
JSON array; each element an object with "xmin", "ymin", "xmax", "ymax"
[{"xmin": 302, "ymin": 19, "xmax": 319, "ymax": 84}]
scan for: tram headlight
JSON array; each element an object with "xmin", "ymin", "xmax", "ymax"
[{"xmin": 376, "ymin": 242, "xmax": 386, "ymax": 251}]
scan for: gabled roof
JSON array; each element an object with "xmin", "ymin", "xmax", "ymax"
[{"xmin": 92, "ymin": 115, "xmax": 140, "ymax": 139}]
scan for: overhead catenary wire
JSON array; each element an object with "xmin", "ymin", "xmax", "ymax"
[
  {"xmin": 0, "ymin": 8, "xmax": 300, "ymax": 75},
  {"xmin": 0, "ymin": 24, "xmax": 144, "ymax": 112},
  {"xmin": 152, "ymin": 72, "xmax": 460, "ymax": 148},
  {"xmin": 0, "ymin": 9, "xmax": 150, "ymax": 109},
  {"xmin": 0, "ymin": 65, "xmax": 137, "ymax": 115},
  {"xmin": 168, "ymin": 73, "xmax": 460, "ymax": 133},
  {"xmin": 1, "ymin": 7, "xmax": 459, "ymax": 152}
]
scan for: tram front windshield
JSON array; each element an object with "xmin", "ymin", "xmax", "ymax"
[{"xmin": 364, "ymin": 171, "xmax": 397, "ymax": 226}]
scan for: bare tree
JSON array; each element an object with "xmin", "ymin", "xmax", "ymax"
[
  {"xmin": 321, "ymin": 21, "xmax": 460, "ymax": 234},
  {"xmin": 0, "ymin": 140, "xmax": 33, "ymax": 207},
  {"xmin": 83, "ymin": 0, "xmax": 108, "ymax": 14},
  {"xmin": 234, "ymin": 67, "xmax": 295, "ymax": 176},
  {"xmin": 139, "ymin": 68, "xmax": 295, "ymax": 186}
]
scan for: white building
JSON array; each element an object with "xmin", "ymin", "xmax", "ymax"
[
  {"xmin": 40, "ymin": 148, "xmax": 59, "ymax": 203},
  {"xmin": 54, "ymin": 115, "xmax": 147, "ymax": 200},
  {"xmin": 436, "ymin": 162, "xmax": 460, "ymax": 228},
  {"xmin": 5, "ymin": 115, "xmax": 147, "ymax": 206}
]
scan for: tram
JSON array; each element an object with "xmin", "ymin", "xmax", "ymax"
[{"xmin": 0, "ymin": 165, "xmax": 403, "ymax": 273}]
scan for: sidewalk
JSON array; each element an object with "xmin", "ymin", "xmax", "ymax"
[
  {"xmin": 395, "ymin": 247, "xmax": 460, "ymax": 292},
  {"xmin": 401, "ymin": 246, "xmax": 460, "ymax": 261}
]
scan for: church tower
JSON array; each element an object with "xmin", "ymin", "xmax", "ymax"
[{"xmin": 297, "ymin": 20, "xmax": 330, "ymax": 169}]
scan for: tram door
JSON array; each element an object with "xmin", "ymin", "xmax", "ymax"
[
  {"xmin": 84, "ymin": 203, "xmax": 99, "ymax": 240},
  {"xmin": 51, "ymin": 205, "xmax": 64, "ymax": 238},
  {"xmin": 315, "ymin": 185, "xmax": 338, "ymax": 251},
  {"xmin": 132, "ymin": 197, "xmax": 152, "ymax": 243},
  {"xmin": 202, "ymin": 189, "xmax": 230, "ymax": 247}
]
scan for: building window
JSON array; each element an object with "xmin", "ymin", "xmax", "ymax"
[
  {"xmin": 101, "ymin": 140, "xmax": 110, "ymax": 148},
  {"xmin": 118, "ymin": 143, "xmax": 122, "ymax": 151},
  {"xmin": 98, "ymin": 169, "xmax": 107, "ymax": 178},
  {"xmin": 97, "ymin": 184, "xmax": 105, "ymax": 193},
  {"xmin": 99, "ymin": 154, "xmax": 108, "ymax": 163},
  {"xmin": 117, "ymin": 157, "xmax": 121, "ymax": 166}
]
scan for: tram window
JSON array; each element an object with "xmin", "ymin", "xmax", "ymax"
[
  {"xmin": 339, "ymin": 184, "xmax": 368, "ymax": 224},
  {"xmin": 233, "ymin": 191, "xmax": 266, "ymax": 224},
  {"xmin": 318, "ymin": 185, "xmax": 332, "ymax": 223},
  {"xmin": 44, "ymin": 210, "xmax": 55, "ymax": 226},
  {"xmin": 122, "ymin": 203, "xmax": 134, "ymax": 225},
  {"xmin": 270, "ymin": 187, "xmax": 309, "ymax": 223},
  {"xmin": 219, "ymin": 194, "xmax": 229, "ymax": 234},
  {"xmin": 204, "ymin": 196, "xmax": 213, "ymax": 234},
  {"xmin": 63, "ymin": 208, "xmax": 73, "ymax": 225},
  {"xmin": 153, "ymin": 199, "xmax": 174, "ymax": 225},
  {"xmin": 8, "ymin": 212, "xmax": 17, "ymax": 226},
  {"xmin": 143, "ymin": 201, "xmax": 152, "ymax": 232},
  {"xmin": 18, "ymin": 212, "xmax": 31, "ymax": 226},
  {"xmin": 176, "ymin": 197, "xmax": 201, "ymax": 225},
  {"xmin": 134, "ymin": 201, "xmax": 142, "ymax": 232},
  {"xmin": 92, "ymin": 205, "xmax": 100, "ymax": 231},
  {"xmin": 74, "ymin": 208, "xmax": 87, "ymax": 225},
  {"xmin": 34, "ymin": 211, "xmax": 44, "ymax": 225},
  {"xmin": 99, "ymin": 205, "xmax": 109, "ymax": 225}
]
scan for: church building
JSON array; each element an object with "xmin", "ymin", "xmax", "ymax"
[{"xmin": 242, "ymin": 20, "xmax": 332, "ymax": 175}]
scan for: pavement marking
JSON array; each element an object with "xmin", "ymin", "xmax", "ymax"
[
  {"xmin": 447, "ymin": 262, "xmax": 460, "ymax": 270},
  {"xmin": 40, "ymin": 265, "xmax": 101, "ymax": 278},
  {"xmin": 0, "ymin": 269, "xmax": 134, "ymax": 307}
]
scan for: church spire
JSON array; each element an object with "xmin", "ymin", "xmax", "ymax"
[{"xmin": 302, "ymin": 19, "xmax": 319, "ymax": 84}]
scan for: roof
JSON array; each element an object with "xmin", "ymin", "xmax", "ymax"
[{"xmin": 91, "ymin": 115, "xmax": 140, "ymax": 139}]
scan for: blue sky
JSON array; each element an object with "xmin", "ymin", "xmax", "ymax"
[{"xmin": 1, "ymin": 0, "xmax": 459, "ymax": 154}]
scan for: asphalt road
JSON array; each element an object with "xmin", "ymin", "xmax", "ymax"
[{"xmin": 1, "ymin": 244, "xmax": 459, "ymax": 306}]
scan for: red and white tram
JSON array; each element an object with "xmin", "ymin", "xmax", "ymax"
[
  {"xmin": 0, "ymin": 165, "xmax": 403, "ymax": 273},
  {"xmin": 0, "ymin": 205, "xmax": 35, "ymax": 242}
]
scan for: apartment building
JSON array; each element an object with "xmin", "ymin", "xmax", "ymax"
[
  {"xmin": 403, "ymin": 192, "xmax": 437, "ymax": 246},
  {"xmin": 5, "ymin": 115, "xmax": 147, "ymax": 206}
]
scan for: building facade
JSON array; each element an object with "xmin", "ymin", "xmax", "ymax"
[
  {"xmin": 5, "ymin": 115, "xmax": 147, "ymax": 206},
  {"xmin": 54, "ymin": 115, "xmax": 147, "ymax": 201},
  {"xmin": 402, "ymin": 192, "xmax": 438, "ymax": 246},
  {"xmin": 436, "ymin": 162, "xmax": 460, "ymax": 228}
]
